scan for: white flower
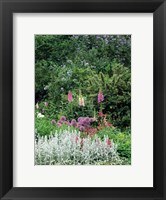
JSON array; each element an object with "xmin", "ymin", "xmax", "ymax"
[
  {"xmin": 44, "ymin": 85, "xmax": 49, "ymax": 90},
  {"xmin": 37, "ymin": 113, "xmax": 44, "ymax": 118},
  {"xmin": 79, "ymin": 95, "xmax": 85, "ymax": 106},
  {"xmin": 36, "ymin": 103, "xmax": 39, "ymax": 109}
]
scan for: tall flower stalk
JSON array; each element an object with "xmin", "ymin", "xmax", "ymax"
[
  {"xmin": 68, "ymin": 91, "xmax": 73, "ymax": 102},
  {"xmin": 98, "ymin": 90, "xmax": 104, "ymax": 111},
  {"xmin": 78, "ymin": 90, "xmax": 85, "ymax": 117},
  {"xmin": 98, "ymin": 90, "xmax": 104, "ymax": 103},
  {"xmin": 79, "ymin": 95, "xmax": 85, "ymax": 107},
  {"xmin": 68, "ymin": 91, "xmax": 73, "ymax": 118},
  {"xmin": 78, "ymin": 90, "xmax": 85, "ymax": 107}
]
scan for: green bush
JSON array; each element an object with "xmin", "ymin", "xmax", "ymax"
[
  {"xmin": 35, "ymin": 117, "xmax": 56, "ymax": 136},
  {"xmin": 35, "ymin": 35, "xmax": 131, "ymax": 129},
  {"xmin": 46, "ymin": 61, "xmax": 130, "ymax": 128},
  {"xmin": 96, "ymin": 127, "xmax": 131, "ymax": 159},
  {"xmin": 35, "ymin": 115, "xmax": 80, "ymax": 137},
  {"xmin": 103, "ymin": 61, "xmax": 131, "ymax": 128}
]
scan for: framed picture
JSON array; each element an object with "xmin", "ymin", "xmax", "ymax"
[{"xmin": 0, "ymin": 0, "xmax": 166, "ymax": 199}]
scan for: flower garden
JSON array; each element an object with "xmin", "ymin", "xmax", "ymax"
[{"xmin": 35, "ymin": 35, "xmax": 131, "ymax": 165}]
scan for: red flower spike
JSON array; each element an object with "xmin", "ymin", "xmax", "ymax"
[
  {"xmin": 106, "ymin": 139, "xmax": 111, "ymax": 147},
  {"xmin": 98, "ymin": 112, "xmax": 105, "ymax": 117},
  {"xmin": 75, "ymin": 136, "xmax": 79, "ymax": 143}
]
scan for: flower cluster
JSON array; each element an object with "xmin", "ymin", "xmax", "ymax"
[
  {"xmin": 77, "ymin": 117, "xmax": 95, "ymax": 131},
  {"xmin": 35, "ymin": 129, "xmax": 121, "ymax": 165},
  {"xmin": 51, "ymin": 116, "xmax": 95, "ymax": 132}
]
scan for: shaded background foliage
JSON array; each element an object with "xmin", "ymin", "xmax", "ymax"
[{"xmin": 35, "ymin": 35, "xmax": 131, "ymax": 129}]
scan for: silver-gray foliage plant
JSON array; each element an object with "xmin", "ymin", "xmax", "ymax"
[{"xmin": 35, "ymin": 129, "xmax": 122, "ymax": 165}]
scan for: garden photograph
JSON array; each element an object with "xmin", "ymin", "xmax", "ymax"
[{"xmin": 35, "ymin": 35, "xmax": 131, "ymax": 165}]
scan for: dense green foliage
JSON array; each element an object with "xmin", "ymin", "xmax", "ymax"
[
  {"xmin": 35, "ymin": 117, "xmax": 78, "ymax": 137},
  {"xmin": 35, "ymin": 35, "xmax": 131, "ymax": 164},
  {"xmin": 35, "ymin": 35, "xmax": 131, "ymax": 129}
]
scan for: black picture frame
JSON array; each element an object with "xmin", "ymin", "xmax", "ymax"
[{"xmin": 0, "ymin": 0, "xmax": 166, "ymax": 199}]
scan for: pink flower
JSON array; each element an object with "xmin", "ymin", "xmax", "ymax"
[
  {"xmin": 106, "ymin": 139, "xmax": 111, "ymax": 147},
  {"xmin": 64, "ymin": 121, "xmax": 71, "ymax": 126},
  {"xmin": 98, "ymin": 112, "xmax": 105, "ymax": 117},
  {"xmin": 98, "ymin": 91, "xmax": 104, "ymax": 103},
  {"xmin": 105, "ymin": 122, "xmax": 113, "ymax": 127},
  {"xmin": 68, "ymin": 91, "xmax": 73, "ymax": 102},
  {"xmin": 57, "ymin": 122, "xmax": 62, "ymax": 127},
  {"xmin": 60, "ymin": 116, "xmax": 66, "ymax": 121}
]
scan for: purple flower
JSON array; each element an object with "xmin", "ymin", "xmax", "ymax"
[
  {"xmin": 98, "ymin": 91, "xmax": 104, "ymax": 103},
  {"xmin": 77, "ymin": 117, "xmax": 94, "ymax": 130},
  {"xmin": 71, "ymin": 119, "xmax": 76, "ymax": 123},
  {"xmin": 81, "ymin": 118, "xmax": 90, "ymax": 126},
  {"xmin": 57, "ymin": 122, "xmax": 62, "ymax": 127},
  {"xmin": 89, "ymin": 118, "xmax": 95, "ymax": 122},
  {"xmin": 57, "ymin": 120, "xmax": 63, "ymax": 125},
  {"xmin": 71, "ymin": 119, "xmax": 77, "ymax": 127},
  {"xmin": 84, "ymin": 117, "xmax": 90, "ymax": 123},
  {"xmin": 81, "ymin": 120, "xmax": 87, "ymax": 126},
  {"xmin": 78, "ymin": 117, "xmax": 83, "ymax": 122},
  {"xmin": 60, "ymin": 116, "xmax": 66, "ymax": 121},
  {"xmin": 64, "ymin": 121, "xmax": 71, "ymax": 126},
  {"xmin": 51, "ymin": 119, "xmax": 56, "ymax": 125},
  {"xmin": 78, "ymin": 120, "xmax": 83, "ymax": 126},
  {"xmin": 79, "ymin": 126, "xmax": 85, "ymax": 132}
]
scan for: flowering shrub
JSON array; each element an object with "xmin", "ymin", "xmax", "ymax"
[
  {"xmin": 35, "ymin": 129, "xmax": 122, "ymax": 165},
  {"xmin": 54, "ymin": 116, "xmax": 95, "ymax": 132}
]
